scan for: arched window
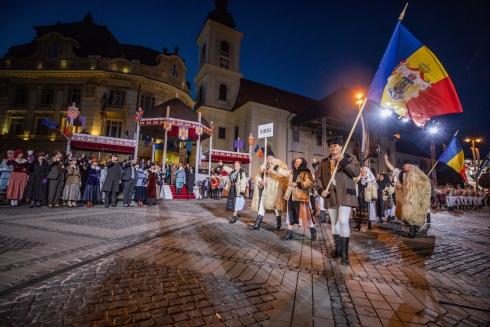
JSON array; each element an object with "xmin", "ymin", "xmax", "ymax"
[
  {"xmin": 219, "ymin": 84, "xmax": 227, "ymax": 101},
  {"xmin": 171, "ymin": 64, "xmax": 179, "ymax": 78},
  {"xmin": 220, "ymin": 41, "xmax": 229, "ymax": 56},
  {"xmin": 49, "ymin": 42, "xmax": 60, "ymax": 60}
]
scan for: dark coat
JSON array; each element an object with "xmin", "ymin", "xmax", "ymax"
[
  {"xmin": 102, "ymin": 161, "xmax": 122, "ymax": 192},
  {"xmin": 24, "ymin": 161, "xmax": 49, "ymax": 201},
  {"xmin": 46, "ymin": 159, "xmax": 63, "ymax": 180},
  {"xmin": 315, "ymin": 153, "xmax": 360, "ymax": 208},
  {"xmin": 121, "ymin": 163, "xmax": 137, "ymax": 182}
]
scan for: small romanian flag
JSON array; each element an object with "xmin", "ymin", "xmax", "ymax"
[
  {"xmin": 368, "ymin": 21, "xmax": 463, "ymax": 127},
  {"xmin": 438, "ymin": 137, "xmax": 467, "ymax": 182}
]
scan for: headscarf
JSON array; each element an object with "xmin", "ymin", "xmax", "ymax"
[{"xmin": 360, "ymin": 167, "xmax": 376, "ymax": 185}]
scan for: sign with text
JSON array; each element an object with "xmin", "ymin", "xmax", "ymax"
[{"xmin": 258, "ymin": 123, "xmax": 273, "ymax": 139}]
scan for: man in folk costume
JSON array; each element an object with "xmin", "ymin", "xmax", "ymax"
[
  {"xmin": 383, "ymin": 154, "xmax": 431, "ymax": 237},
  {"xmin": 219, "ymin": 161, "xmax": 247, "ymax": 223},
  {"xmin": 315, "ymin": 136, "xmax": 360, "ymax": 265},
  {"xmin": 250, "ymin": 155, "xmax": 289, "ymax": 231}
]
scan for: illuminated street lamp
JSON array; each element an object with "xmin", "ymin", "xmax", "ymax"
[
  {"xmin": 427, "ymin": 122, "xmax": 441, "ymax": 184},
  {"xmin": 464, "ymin": 137, "xmax": 483, "ymax": 169}
]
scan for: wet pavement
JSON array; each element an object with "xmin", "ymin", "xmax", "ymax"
[{"xmin": 0, "ymin": 201, "xmax": 488, "ymax": 326}]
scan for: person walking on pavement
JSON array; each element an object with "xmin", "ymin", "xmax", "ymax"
[{"xmin": 102, "ymin": 155, "xmax": 122, "ymax": 207}]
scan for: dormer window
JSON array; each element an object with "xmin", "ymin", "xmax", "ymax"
[
  {"xmin": 171, "ymin": 64, "xmax": 179, "ymax": 78},
  {"xmin": 49, "ymin": 42, "xmax": 61, "ymax": 60}
]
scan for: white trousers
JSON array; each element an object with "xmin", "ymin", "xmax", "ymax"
[
  {"xmin": 258, "ymin": 194, "xmax": 280, "ymax": 217},
  {"xmin": 328, "ymin": 206, "xmax": 351, "ymax": 237},
  {"xmin": 384, "ymin": 206, "xmax": 395, "ymax": 217}
]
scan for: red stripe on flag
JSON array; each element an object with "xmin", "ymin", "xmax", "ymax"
[{"xmin": 406, "ymin": 77, "xmax": 463, "ymax": 126}]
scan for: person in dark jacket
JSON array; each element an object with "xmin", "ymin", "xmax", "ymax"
[
  {"xmin": 24, "ymin": 152, "xmax": 49, "ymax": 207},
  {"xmin": 121, "ymin": 159, "xmax": 137, "ymax": 207},
  {"xmin": 102, "ymin": 155, "xmax": 122, "ymax": 207},
  {"xmin": 47, "ymin": 152, "xmax": 65, "ymax": 208},
  {"xmin": 315, "ymin": 136, "xmax": 360, "ymax": 265},
  {"xmin": 82, "ymin": 158, "xmax": 102, "ymax": 207}
]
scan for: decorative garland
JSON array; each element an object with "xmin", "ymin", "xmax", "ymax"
[
  {"xmin": 139, "ymin": 117, "xmax": 212, "ymax": 135},
  {"xmin": 72, "ymin": 133, "xmax": 136, "ymax": 147}
]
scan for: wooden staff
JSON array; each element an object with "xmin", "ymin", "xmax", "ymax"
[{"xmin": 322, "ymin": 99, "xmax": 367, "ymax": 198}]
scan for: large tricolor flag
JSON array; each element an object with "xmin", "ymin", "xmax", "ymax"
[
  {"xmin": 368, "ymin": 20, "xmax": 463, "ymax": 127},
  {"xmin": 438, "ymin": 137, "xmax": 467, "ymax": 182}
]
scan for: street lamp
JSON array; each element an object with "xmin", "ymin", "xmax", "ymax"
[
  {"xmin": 354, "ymin": 92, "xmax": 367, "ymax": 166},
  {"xmin": 464, "ymin": 137, "xmax": 483, "ymax": 170},
  {"xmin": 427, "ymin": 122, "xmax": 441, "ymax": 184}
]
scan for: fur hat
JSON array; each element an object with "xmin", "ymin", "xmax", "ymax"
[{"xmin": 327, "ymin": 136, "xmax": 344, "ymax": 146}]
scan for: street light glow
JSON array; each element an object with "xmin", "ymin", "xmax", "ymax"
[
  {"xmin": 380, "ymin": 109, "xmax": 392, "ymax": 118},
  {"xmin": 428, "ymin": 126, "xmax": 439, "ymax": 134},
  {"xmin": 401, "ymin": 117, "xmax": 410, "ymax": 123}
]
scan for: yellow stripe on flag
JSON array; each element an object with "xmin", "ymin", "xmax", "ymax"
[
  {"xmin": 446, "ymin": 150, "xmax": 464, "ymax": 172},
  {"xmin": 406, "ymin": 46, "xmax": 449, "ymax": 84}
]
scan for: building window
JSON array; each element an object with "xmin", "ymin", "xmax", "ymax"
[
  {"xmin": 171, "ymin": 64, "xmax": 179, "ymax": 78},
  {"xmin": 105, "ymin": 120, "xmax": 123, "ymax": 138},
  {"xmin": 49, "ymin": 42, "xmax": 61, "ymax": 60},
  {"xmin": 40, "ymin": 88, "xmax": 55, "ymax": 105},
  {"xmin": 218, "ymin": 127, "xmax": 226, "ymax": 140},
  {"xmin": 219, "ymin": 57, "xmax": 229, "ymax": 69},
  {"xmin": 140, "ymin": 95, "xmax": 155, "ymax": 111},
  {"xmin": 293, "ymin": 126, "xmax": 300, "ymax": 143},
  {"xmin": 198, "ymin": 86, "xmax": 205, "ymax": 103},
  {"xmin": 316, "ymin": 132, "xmax": 322, "ymax": 146},
  {"xmin": 219, "ymin": 84, "xmax": 227, "ymax": 101},
  {"xmin": 68, "ymin": 88, "xmax": 81, "ymax": 105},
  {"xmin": 200, "ymin": 43, "xmax": 207, "ymax": 67},
  {"xmin": 14, "ymin": 87, "xmax": 28, "ymax": 105},
  {"xmin": 8, "ymin": 117, "xmax": 24, "ymax": 135},
  {"xmin": 35, "ymin": 116, "xmax": 50, "ymax": 135},
  {"xmin": 220, "ymin": 41, "xmax": 230, "ymax": 57},
  {"xmin": 108, "ymin": 90, "xmax": 125, "ymax": 106}
]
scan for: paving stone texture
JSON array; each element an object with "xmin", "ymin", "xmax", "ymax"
[{"xmin": 0, "ymin": 201, "xmax": 488, "ymax": 326}]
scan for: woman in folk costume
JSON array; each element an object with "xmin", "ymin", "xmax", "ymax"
[
  {"xmin": 82, "ymin": 158, "xmax": 102, "ymax": 207},
  {"xmin": 6, "ymin": 149, "xmax": 29, "ymax": 206},
  {"xmin": 383, "ymin": 153, "xmax": 431, "ymax": 237},
  {"xmin": 250, "ymin": 155, "xmax": 288, "ymax": 231},
  {"xmin": 315, "ymin": 136, "xmax": 360, "ymax": 265},
  {"xmin": 354, "ymin": 167, "xmax": 378, "ymax": 230},
  {"xmin": 0, "ymin": 150, "xmax": 15, "ymax": 193},
  {"xmin": 280, "ymin": 158, "xmax": 317, "ymax": 240},
  {"xmin": 24, "ymin": 152, "xmax": 49, "ymax": 207},
  {"xmin": 175, "ymin": 163, "xmax": 186, "ymax": 194},
  {"xmin": 219, "ymin": 161, "xmax": 247, "ymax": 223},
  {"xmin": 382, "ymin": 175, "xmax": 396, "ymax": 221},
  {"xmin": 134, "ymin": 163, "xmax": 148, "ymax": 207},
  {"xmin": 63, "ymin": 157, "xmax": 81, "ymax": 207}
]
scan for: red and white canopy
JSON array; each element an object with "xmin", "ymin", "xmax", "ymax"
[
  {"xmin": 203, "ymin": 149, "xmax": 250, "ymax": 164},
  {"xmin": 71, "ymin": 134, "xmax": 136, "ymax": 154}
]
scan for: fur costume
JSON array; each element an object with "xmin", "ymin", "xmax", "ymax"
[
  {"xmin": 394, "ymin": 165, "xmax": 431, "ymax": 227},
  {"xmin": 251, "ymin": 158, "xmax": 289, "ymax": 213}
]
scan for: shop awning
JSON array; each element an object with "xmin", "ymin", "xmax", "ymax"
[{"xmin": 71, "ymin": 134, "xmax": 136, "ymax": 154}]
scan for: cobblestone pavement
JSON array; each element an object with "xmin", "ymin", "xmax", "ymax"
[{"xmin": 0, "ymin": 201, "xmax": 488, "ymax": 326}]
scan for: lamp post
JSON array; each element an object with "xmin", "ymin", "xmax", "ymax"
[
  {"xmin": 427, "ymin": 124, "xmax": 439, "ymax": 185},
  {"xmin": 464, "ymin": 137, "xmax": 482, "ymax": 171},
  {"xmin": 355, "ymin": 92, "xmax": 367, "ymax": 167}
]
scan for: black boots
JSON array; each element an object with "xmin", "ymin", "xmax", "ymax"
[
  {"xmin": 229, "ymin": 214, "xmax": 239, "ymax": 224},
  {"xmin": 252, "ymin": 215, "xmax": 263, "ymax": 230},
  {"xmin": 283, "ymin": 229, "xmax": 293, "ymax": 240},
  {"xmin": 310, "ymin": 227, "xmax": 317, "ymax": 241},
  {"xmin": 276, "ymin": 216, "xmax": 282, "ymax": 230},
  {"xmin": 426, "ymin": 212, "xmax": 431, "ymax": 224},
  {"xmin": 340, "ymin": 237, "xmax": 350, "ymax": 265},
  {"xmin": 332, "ymin": 234, "xmax": 340, "ymax": 258},
  {"xmin": 408, "ymin": 225, "xmax": 418, "ymax": 238}
]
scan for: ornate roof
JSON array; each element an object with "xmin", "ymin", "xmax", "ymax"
[{"xmin": 207, "ymin": 0, "xmax": 236, "ymax": 29}]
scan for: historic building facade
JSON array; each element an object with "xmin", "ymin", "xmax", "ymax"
[{"xmin": 0, "ymin": 13, "xmax": 192, "ymax": 156}]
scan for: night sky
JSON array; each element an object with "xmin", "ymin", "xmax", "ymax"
[{"xmin": 1, "ymin": 0, "xmax": 489, "ymax": 155}]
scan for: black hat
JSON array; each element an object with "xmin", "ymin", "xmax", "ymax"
[{"xmin": 327, "ymin": 136, "xmax": 344, "ymax": 146}]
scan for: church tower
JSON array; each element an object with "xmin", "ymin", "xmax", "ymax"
[{"xmin": 195, "ymin": 0, "xmax": 243, "ymax": 110}]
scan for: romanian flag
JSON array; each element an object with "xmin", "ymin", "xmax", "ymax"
[
  {"xmin": 368, "ymin": 21, "xmax": 463, "ymax": 127},
  {"xmin": 438, "ymin": 137, "xmax": 467, "ymax": 182}
]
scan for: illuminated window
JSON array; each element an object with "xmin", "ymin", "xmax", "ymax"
[
  {"xmin": 8, "ymin": 117, "xmax": 24, "ymax": 135},
  {"xmin": 105, "ymin": 120, "xmax": 123, "ymax": 138}
]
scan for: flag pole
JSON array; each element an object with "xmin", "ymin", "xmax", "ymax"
[
  {"xmin": 322, "ymin": 98, "xmax": 367, "ymax": 198},
  {"xmin": 398, "ymin": 3, "xmax": 409, "ymax": 21}
]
